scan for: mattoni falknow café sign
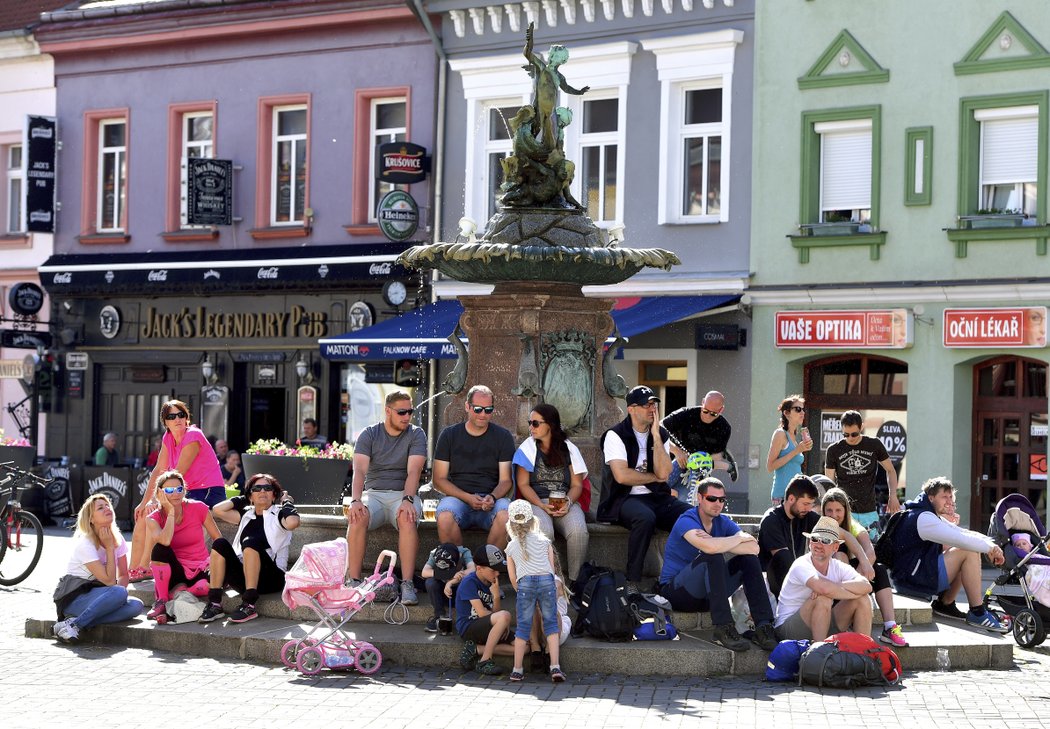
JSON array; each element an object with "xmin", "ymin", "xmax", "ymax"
[
  {"xmin": 775, "ymin": 309, "xmax": 912, "ymax": 349},
  {"xmin": 943, "ymin": 306, "xmax": 1047, "ymax": 348}
]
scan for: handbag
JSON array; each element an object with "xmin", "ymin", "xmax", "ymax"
[{"xmin": 53, "ymin": 574, "xmax": 104, "ymax": 619}]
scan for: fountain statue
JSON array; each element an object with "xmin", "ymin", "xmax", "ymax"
[{"xmin": 398, "ymin": 24, "xmax": 681, "ymax": 491}]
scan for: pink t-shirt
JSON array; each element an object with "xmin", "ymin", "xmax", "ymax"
[
  {"xmin": 149, "ymin": 499, "xmax": 211, "ymax": 574},
  {"xmin": 163, "ymin": 425, "xmax": 223, "ymax": 491}
]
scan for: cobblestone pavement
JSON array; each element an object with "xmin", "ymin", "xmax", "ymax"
[{"xmin": 3, "ymin": 527, "xmax": 1050, "ymax": 729}]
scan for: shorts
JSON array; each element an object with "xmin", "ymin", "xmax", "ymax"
[
  {"xmin": 363, "ymin": 489, "xmax": 422, "ymax": 530},
  {"xmin": 776, "ymin": 609, "xmax": 841, "ymax": 641},
  {"xmin": 436, "ymin": 495, "xmax": 509, "ymax": 531},
  {"xmin": 190, "ymin": 486, "xmax": 227, "ymax": 508},
  {"xmin": 462, "ymin": 614, "xmax": 512, "ymax": 644},
  {"xmin": 854, "ymin": 510, "xmax": 880, "ymax": 541}
]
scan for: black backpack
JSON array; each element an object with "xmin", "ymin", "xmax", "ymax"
[
  {"xmin": 570, "ymin": 563, "xmax": 637, "ymax": 642},
  {"xmin": 874, "ymin": 510, "xmax": 906, "ymax": 568},
  {"xmin": 798, "ymin": 636, "xmax": 902, "ymax": 689}
]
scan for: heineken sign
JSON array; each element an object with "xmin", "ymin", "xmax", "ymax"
[{"xmin": 376, "ymin": 190, "xmax": 419, "ymax": 242}]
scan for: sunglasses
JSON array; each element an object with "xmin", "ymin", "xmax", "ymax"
[
  {"xmin": 392, "ymin": 408, "xmax": 415, "ymax": 416},
  {"xmin": 162, "ymin": 486, "xmax": 185, "ymax": 494},
  {"xmin": 843, "ymin": 431, "xmax": 862, "ymax": 438},
  {"xmin": 528, "ymin": 420, "xmax": 546, "ymax": 428},
  {"xmin": 700, "ymin": 408, "xmax": 721, "ymax": 417},
  {"xmin": 471, "ymin": 405, "xmax": 495, "ymax": 414},
  {"xmin": 788, "ymin": 406, "xmax": 805, "ymax": 413},
  {"xmin": 703, "ymin": 495, "xmax": 726, "ymax": 503},
  {"xmin": 251, "ymin": 484, "xmax": 275, "ymax": 493},
  {"xmin": 164, "ymin": 411, "xmax": 188, "ymax": 421},
  {"xmin": 810, "ymin": 535, "xmax": 838, "ymax": 545}
]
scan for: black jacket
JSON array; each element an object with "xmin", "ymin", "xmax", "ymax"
[{"xmin": 596, "ymin": 416, "xmax": 671, "ymax": 523}]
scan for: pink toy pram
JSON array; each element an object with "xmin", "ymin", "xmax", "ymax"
[{"xmin": 280, "ymin": 538, "xmax": 397, "ymax": 675}]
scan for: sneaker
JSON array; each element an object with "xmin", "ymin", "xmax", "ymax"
[
  {"xmin": 476, "ymin": 659, "xmax": 504, "ymax": 676},
  {"xmin": 459, "ymin": 640, "xmax": 478, "ymax": 671},
  {"xmin": 198, "ymin": 602, "xmax": 225, "ymax": 623},
  {"xmin": 751, "ymin": 622, "xmax": 779, "ymax": 651},
  {"xmin": 550, "ymin": 667, "xmax": 566, "ymax": 683},
  {"xmin": 53, "ymin": 618, "xmax": 79, "ymax": 644},
  {"xmin": 880, "ymin": 624, "xmax": 909, "ymax": 647},
  {"xmin": 228, "ymin": 602, "xmax": 258, "ymax": 623},
  {"xmin": 425, "ymin": 616, "xmax": 439, "ymax": 633},
  {"xmin": 400, "ymin": 579, "xmax": 419, "ymax": 606},
  {"xmin": 712, "ymin": 623, "xmax": 751, "ymax": 652},
  {"xmin": 146, "ymin": 600, "xmax": 167, "ymax": 621},
  {"xmin": 931, "ymin": 598, "xmax": 967, "ymax": 621},
  {"xmin": 966, "ymin": 608, "xmax": 1009, "ymax": 634},
  {"xmin": 509, "ymin": 669, "xmax": 525, "ymax": 682}
]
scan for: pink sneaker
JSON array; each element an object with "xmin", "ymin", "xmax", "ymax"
[
  {"xmin": 879, "ymin": 624, "xmax": 908, "ymax": 647},
  {"xmin": 147, "ymin": 600, "xmax": 167, "ymax": 621}
]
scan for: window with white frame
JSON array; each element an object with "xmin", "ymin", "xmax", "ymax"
[
  {"xmin": 643, "ymin": 30, "xmax": 742, "ymax": 225},
  {"xmin": 977, "ymin": 106, "xmax": 1038, "ymax": 216},
  {"xmin": 180, "ymin": 112, "xmax": 214, "ymax": 227},
  {"xmin": 483, "ymin": 103, "xmax": 518, "ymax": 220},
  {"xmin": 272, "ymin": 105, "xmax": 307, "ymax": 225},
  {"xmin": 97, "ymin": 120, "xmax": 127, "ymax": 232},
  {"xmin": 816, "ymin": 118, "xmax": 872, "ymax": 223},
  {"xmin": 578, "ymin": 95, "xmax": 620, "ymax": 222},
  {"xmin": 5, "ymin": 144, "xmax": 22, "ymax": 233},
  {"xmin": 369, "ymin": 98, "xmax": 407, "ymax": 222}
]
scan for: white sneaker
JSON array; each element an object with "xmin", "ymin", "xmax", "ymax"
[
  {"xmin": 400, "ymin": 579, "xmax": 419, "ymax": 605},
  {"xmin": 53, "ymin": 618, "xmax": 80, "ymax": 643}
]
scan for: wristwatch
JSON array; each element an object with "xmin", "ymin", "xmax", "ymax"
[
  {"xmin": 402, "ymin": 495, "xmax": 415, "ymax": 504},
  {"xmin": 350, "ymin": 499, "xmax": 361, "ymax": 505}
]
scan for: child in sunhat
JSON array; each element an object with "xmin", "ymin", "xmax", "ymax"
[{"xmin": 506, "ymin": 499, "xmax": 566, "ymax": 683}]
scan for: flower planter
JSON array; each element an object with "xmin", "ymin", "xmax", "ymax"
[
  {"xmin": 241, "ymin": 453, "xmax": 350, "ymax": 505},
  {"xmin": 964, "ymin": 215, "xmax": 1024, "ymax": 229},
  {"xmin": 0, "ymin": 444, "xmax": 36, "ymax": 470}
]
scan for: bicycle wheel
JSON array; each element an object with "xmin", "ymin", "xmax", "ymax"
[{"xmin": 0, "ymin": 510, "xmax": 44, "ymax": 586}]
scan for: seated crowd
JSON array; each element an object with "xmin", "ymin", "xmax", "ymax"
[{"xmin": 52, "ymin": 384, "xmax": 1011, "ymax": 680}]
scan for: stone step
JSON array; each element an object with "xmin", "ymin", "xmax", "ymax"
[{"xmin": 24, "ymin": 614, "xmax": 1012, "ymax": 676}]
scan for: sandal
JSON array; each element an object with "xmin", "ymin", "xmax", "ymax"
[
  {"xmin": 550, "ymin": 667, "xmax": 566, "ymax": 683},
  {"xmin": 509, "ymin": 670, "xmax": 525, "ymax": 682},
  {"xmin": 128, "ymin": 567, "xmax": 150, "ymax": 583}
]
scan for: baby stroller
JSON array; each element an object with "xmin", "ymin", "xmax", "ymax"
[
  {"xmin": 280, "ymin": 538, "xmax": 398, "ymax": 675},
  {"xmin": 984, "ymin": 493, "xmax": 1050, "ymax": 647}
]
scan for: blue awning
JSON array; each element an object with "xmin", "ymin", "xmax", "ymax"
[{"xmin": 319, "ymin": 294, "xmax": 739, "ymax": 361}]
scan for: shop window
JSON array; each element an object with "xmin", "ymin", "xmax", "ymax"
[
  {"xmin": 165, "ymin": 102, "xmax": 217, "ymax": 236},
  {"xmin": 252, "ymin": 94, "xmax": 310, "ymax": 237},
  {"xmin": 79, "ymin": 109, "xmax": 130, "ymax": 242},
  {"xmin": 368, "ymin": 97, "xmax": 407, "ymax": 223},
  {"xmin": 348, "ymin": 86, "xmax": 409, "ymax": 232}
]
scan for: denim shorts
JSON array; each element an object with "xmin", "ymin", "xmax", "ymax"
[
  {"xmin": 514, "ymin": 573, "xmax": 558, "ymax": 641},
  {"xmin": 436, "ymin": 495, "xmax": 509, "ymax": 531}
]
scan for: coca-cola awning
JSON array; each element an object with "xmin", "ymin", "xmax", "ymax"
[{"xmin": 39, "ymin": 242, "xmax": 414, "ymax": 296}]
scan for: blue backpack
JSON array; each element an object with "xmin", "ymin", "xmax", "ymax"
[{"xmin": 766, "ymin": 639, "xmax": 811, "ymax": 682}]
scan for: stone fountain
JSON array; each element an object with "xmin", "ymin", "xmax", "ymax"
[{"xmin": 399, "ymin": 23, "xmax": 680, "ymax": 487}]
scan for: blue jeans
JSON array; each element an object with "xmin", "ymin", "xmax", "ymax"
[
  {"xmin": 514, "ymin": 573, "xmax": 558, "ymax": 641},
  {"xmin": 65, "ymin": 585, "xmax": 143, "ymax": 629},
  {"xmin": 436, "ymin": 496, "xmax": 509, "ymax": 531}
]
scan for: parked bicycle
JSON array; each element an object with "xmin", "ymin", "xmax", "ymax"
[{"xmin": 0, "ymin": 461, "xmax": 49, "ymax": 586}]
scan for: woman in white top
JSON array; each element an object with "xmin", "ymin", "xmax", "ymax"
[{"xmin": 52, "ymin": 494, "xmax": 144, "ymax": 643}]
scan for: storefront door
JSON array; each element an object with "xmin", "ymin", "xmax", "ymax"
[
  {"xmin": 249, "ymin": 387, "xmax": 286, "ymax": 443},
  {"xmin": 971, "ymin": 357, "xmax": 1048, "ymax": 526}
]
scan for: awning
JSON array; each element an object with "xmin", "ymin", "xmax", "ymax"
[
  {"xmin": 319, "ymin": 294, "xmax": 739, "ymax": 361},
  {"xmin": 39, "ymin": 242, "xmax": 413, "ymax": 295}
]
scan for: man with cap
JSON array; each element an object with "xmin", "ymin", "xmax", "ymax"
[
  {"xmin": 658, "ymin": 476, "xmax": 779, "ymax": 652},
  {"xmin": 455, "ymin": 544, "xmax": 514, "ymax": 676},
  {"xmin": 774, "ymin": 515, "xmax": 873, "ymax": 641},
  {"xmin": 597, "ymin": 385, "xmax": 690, "ymax": 584},
  {"xmin": 421, "ymin": 542, "xmax": 475, "ymax": 633},
  {"xmin": 662, "ymin": 390, "xmax": 738, "ymax": 481}
]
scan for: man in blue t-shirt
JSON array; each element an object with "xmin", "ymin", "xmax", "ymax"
[
  {"xmin": 657, "ymin": 477, "xmax": 778, "ymax": 652},
  {"xmin": 454, "ymin": 544, "xmax": 513, "ymax": 676}
]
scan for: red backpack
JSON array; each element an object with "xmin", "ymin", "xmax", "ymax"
[{"xmin": 799, "ymin": 632, "xmax": 903, "ymax": 688}]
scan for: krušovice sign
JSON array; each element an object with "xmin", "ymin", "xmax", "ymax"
[
  {"xmin": 943, "ymin": 307, "xmax": 1047, "ymax": 348},
  {"xmin": 775, "ymin": 309, "xmax": 912, "ymax": 349}
]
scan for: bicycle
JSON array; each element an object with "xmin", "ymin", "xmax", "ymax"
[{"xmin": 0, "ymin": 461, "xmax": 50, "ymax": 586}]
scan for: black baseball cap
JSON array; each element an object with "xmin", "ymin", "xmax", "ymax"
[
  {"xmin": 473, "ymin": 544, "xmax": 506, "ymax": 571},
  {"xmin": 432, "ymin": 542, "xmax": 460, "ymax": 581},
  {"xmin": 626, "ymin": 385, "xmax": 660, "ymax": 407}
]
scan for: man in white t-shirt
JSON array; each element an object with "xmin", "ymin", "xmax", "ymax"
[{"xmin": 774, "ymin": 515, "xmax": 873, "ymax": 641}]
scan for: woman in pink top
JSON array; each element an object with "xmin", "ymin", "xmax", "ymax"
[
  {"xmin": 129, "ymin": 399, "xmax": 225, "ymax": 579},
  {"xmin": 145, "ymin": 470, "xmax": 222, "ymax": 622}
]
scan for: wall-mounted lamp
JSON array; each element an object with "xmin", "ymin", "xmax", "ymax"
[
  {"xmin": 739, "ymin": 293, "xmax": 753, "ymax": 317},
  {"xmin": 62, "ymin": 300, "xmax": 74, "ymax": 313},
  {"xmin": 606, "ymin": 223, "xmax": 626, "ymax": 247},
  {"xmin": 201, "ymin": 356, "xmax": 219, "ymax": 384},
  {"xmin": 910, "ymin": 304, "xmax": 935, "ymax": 326},
  {"xmin": 457, "ymin": 216, "xmax": 477, "ymax": 243},
  {"xmin": 295, "ymin": 358, "xmax": 315, "ymax": 384}
]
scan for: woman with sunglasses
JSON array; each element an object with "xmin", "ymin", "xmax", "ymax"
[
  {"xmin": 145, "ymin": 470, "xmax": 222, "ymax": 623},
  {"xmin": 512, "ymin": 404, "xmax": 589, "ymax": 580},
  {"xmin": 129, "ymin": 399, "xmax": 225, "ymax": 579},
  {"xmin": 198, "ymin": 473, "xmax": 300, "ymax": 623},
  {"xmin": 766, "ymin": 395, "xmax": 813, "ymax": 507}
]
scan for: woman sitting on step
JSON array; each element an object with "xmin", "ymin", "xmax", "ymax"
[
  {"xmin": 198, "ymin": 473, "xmax": 300, "ymax": 624},
  {"xmin": 146, "ymin": 470, "xmax": 222, "ymax": 623}
]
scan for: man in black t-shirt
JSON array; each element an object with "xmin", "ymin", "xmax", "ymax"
[
  {"xmin": 661, "ymin": 390, "xmax": 737, "ymax": 481},
  {"xmin": 824, "ymin": 410, "xmax": 899, "ymax": 538},
  {"xmin": 757, "ymin": 475, "xmax": 820, "ymax": 598}
]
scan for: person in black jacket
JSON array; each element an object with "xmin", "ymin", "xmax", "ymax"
[{"xmin": 597, "ymin": 386, "xmax": 689, "ymax": 583}]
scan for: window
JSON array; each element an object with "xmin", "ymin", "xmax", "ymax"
[
  {"xmin": 815, "ymin": 118, "xmax": 872, "ymax": 223},
  {"xmin": 272, "ymin": 105, "xmax": 307, "ymax": 225},
  {"xmin": 482, "ymin": 103, "xmax": 517, "ymax": 219},
  {"xmin": 97, "ymin": 120, "xmax": 127, "ymax": 232},
  {"xmin": 369, "ymin": 98, "xmax": 407, "ymax": 223},
  {"xmin": 578, "ymin": 96, "xmax": 620, "ymax": 222},
  {"xmin": 5, "ymin": 144, "xmax": 22, "ymax": 233},
  {"xmin": 643, "ymin": 30, "xmax": 742, "ymax": 225},
  {"xmin": 976, "ymin": 106, "xmax": 1037, "ymax": 215},
  {"xmin": 180, "ymin": 111, "xmax": 214, "ymax": 227}
]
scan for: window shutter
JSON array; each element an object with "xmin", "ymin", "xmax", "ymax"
[
  {"xmin": 981, "ymin": 116, "xmax": 1037, "ymax": 184},
  {"xmin": 820, "ymin": 128, "xmax": 871, "ymax": 211}
]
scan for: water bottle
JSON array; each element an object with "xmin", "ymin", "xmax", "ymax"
[{"xmin": 936, "ymin": 648, "xmax": 950, "ymax": 672}]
